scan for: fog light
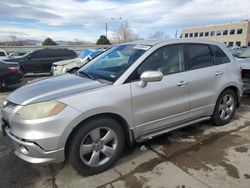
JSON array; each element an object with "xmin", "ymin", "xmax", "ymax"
[{"xmin": 19, "ymin": 145, "xmax": 29, "ymax": 155}]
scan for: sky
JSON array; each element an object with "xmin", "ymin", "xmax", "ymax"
[{"xmin": 0, "ymin": 0, "xmax": 250, "ymax": 42}]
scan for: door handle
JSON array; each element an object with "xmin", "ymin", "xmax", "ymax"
[
  {"xmin": 215, "ymin": 71, "xmax": 223, "ymax": 76},
  {"xmin": 177, "ymin": 81, "xmax": 189, "ymax": 86}
]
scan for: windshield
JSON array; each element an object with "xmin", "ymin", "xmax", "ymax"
[
  {"xmin": 78, "ymin": 44, "xmax": 149, "ymax": 83},
  {"xmin": 78, "ymin": 49, "xmax": 93, "ymax": 59},
  {"xmin": 238, "ymin": 48, "xmax": 250, "ymax": 58}
]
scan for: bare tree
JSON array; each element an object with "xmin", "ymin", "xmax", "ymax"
[
  {"xmin": 148, "ymin": 31, "xmax": 170, "ymax": 39},
  {"xmin": 112, "ymin": 21, "xmax": 141, "ymax": 44}
]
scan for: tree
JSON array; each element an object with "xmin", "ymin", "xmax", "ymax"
[
  {"xmin": 113, "ymin": 21, "xmax": 141, "ymax": 44},
  {"xmin": 96, "ymin": 35, "xmax": 111, "ymax": 45},
  {"xmin": 148, "ymin": 31, "xmax": 169, "ymax": 39},
  {"xmin": 42, "ymin": 38, "xmax": 57, "ymax": 45}
]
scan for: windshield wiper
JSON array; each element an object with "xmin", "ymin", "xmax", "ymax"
[{"xmin": 77, "ymin": 71, "xmax": 96, "ymax": 80}]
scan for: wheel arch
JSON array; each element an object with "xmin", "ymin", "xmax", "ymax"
[
  {"xmin": 64, "ymin": 112, "xmax": 134, "ymax": 159},
  {"xmin": 221, "ymin": 85, "xmax": 241, "ymax": 107}
]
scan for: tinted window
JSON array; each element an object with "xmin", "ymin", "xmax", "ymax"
[
  {"xmin": 223, "ymin": 30, "xmax": 228, "ymax": 35},
  {"xmin": 185, "ymin": 33, "xmax": 188, "ymax": 38},
  {"xmin": 236, "ymin": 41, "xmax": 241, "ymax": 47},
  {"xmin": 199, "ymin": 32, "xmax": 203, "ymax": 37},
  {"xmin": 0, "ymin": 52, "xmax": 5, "ymax": 56},
  {"xmin": 137, "ymin": 44, "xmax": 185, "ymax": 76},
  {"xmin": 210, "ymin": 31, "xmax": 215, "ymax": 36},
  {"xmin": 210, "ymin": 45, "xmax": 230, "ymax": 64},
  {"xmin": 189, "ymin": 33, "xmax": 193, "ymax": 37},
  {"xmin": 228, "ymin": 42, "xmax": 234, "ymax": 47},
  {"xmin": 187, "ymin": 44, "xmax": 214, "ymax": 70},
  {"xmin": 31, "ymin": 50, "xmax": 45, "ymax": 58},
  {"xmin": 205, "ymin": 32, "xmax": 209, "ymax": 36},
  {"xmin": 216, "ymin": 31, "xmax": 221, "ymax": 36},
  {"xmin": 230, "ymin": 29, "xmax": 235, "ymax": 35},
  {"xmin": 194, "ymin": 32, "xmax": 198, "ymax": 37},
  {"xmin": 237, "ymin": 29, "xmax": 243, "ymax": 34}
]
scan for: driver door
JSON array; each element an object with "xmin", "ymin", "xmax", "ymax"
[{"xmin": 130, "ymin": 44, "xmax": 191, "ymax": 137}]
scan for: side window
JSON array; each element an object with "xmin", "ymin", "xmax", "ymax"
[
  {"xmin": 209, "ymin": 45, "xmax": 230, "ymax": 64},
  {"xmin": 31, "ymin": 50, "xmax": 45, "ymax": 59},
  {"xmin": 186, "ymin": 44, "xmax": 214, "ymax": 70},
  {"xmin": 137, "ymin": 44, "xmax": 185, "ymax": 76},
  {"xmin": 0, "ymin": 52, "xmax": 5, "ymax": 56}
]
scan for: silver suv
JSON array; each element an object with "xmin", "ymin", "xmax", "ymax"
[{"xmin": 1, "ymin": 39, "xmax": 243, "ymax": 175}]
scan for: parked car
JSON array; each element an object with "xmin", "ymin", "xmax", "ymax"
[
  {"xmin": 235, "ymin": 47, "xmax": 250, "ymax": 92},
  {"xmin": 4, "ymin": 48, "xmax": 77, "ymax": 74},
  {"xmin": 51, "ymin": 48, "xmax": 105, "ymax": 76},
  {"xmin": 0, "ymin": 60, "xmax": 23, "ymax": 91},
  {"xmin": 9, "ymin": 51, "xmax": 29, "ymax": 58},
  {"xmin": 2, "ymin": 39, "xmax": 243, "ymax": 175},
  {"xmin": 0, "ymin": 49, "xmax": 9, "ymax": 60}
]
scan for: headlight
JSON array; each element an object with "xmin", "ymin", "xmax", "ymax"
[{"xmin": 17, "ymin": 101, "xmax": 66, "ymax": 120}]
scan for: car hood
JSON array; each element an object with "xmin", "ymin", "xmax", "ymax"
[
  {"xmin": 53, "ymin": 58, "xmax": 82, "ymax": 66},
  {"xmin": 236, "ymin": 58, "xmax": 250, "ymax": 69},
  {"xmin": 7, "ymin": 74, "xmax": 107, "ymax": 105}
]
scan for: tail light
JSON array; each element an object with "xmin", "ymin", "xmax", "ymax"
[{"xmin": 8, "ymin": 66, "xmax": 20, "ymax": 72}]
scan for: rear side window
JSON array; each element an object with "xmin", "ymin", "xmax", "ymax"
[
  {"xmin": 186, "ymin": 44, "xmax": 214, "ymax": 70},
  {"xmin": 209, "ymin": 45, "xmax": 230, "ymax": 64},
  {"xmin": 0, "ymin": 52, "xmax": 6, "ymax": 56},
  {"xmin": 32, "ymin": 50, "xmax": 45, "ymax": 58}
]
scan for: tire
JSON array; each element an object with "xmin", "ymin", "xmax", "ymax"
[
  {"xmin": 20, "ymin": 66, "xmax": 25, "ymax": 75},
  {"xmin": 69, "ymin": 117, "xmax": 125, "ymax": 176},
  {"xmin": 212, "ymin": 89, "xmax": 237, "ymax": 126},
  {"xmin": 69, "ymin": 68, "xmax": 79, "ymax": 74},
  {"xmin": 0, "ymin": 80, "xmax": 3, "ymax": 92}
]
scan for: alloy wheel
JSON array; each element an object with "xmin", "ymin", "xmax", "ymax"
[
  {"xmin": 218, "ymin": 94, "xmax": 235, "ymax": 120},
  {"xmin": 79, "ymin": 127, "xmax": 118, "ymax": 167}
]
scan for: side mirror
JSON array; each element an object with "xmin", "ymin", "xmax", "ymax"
[{"xmin": 139, "ymin": 71, "xmax": 163, "ymax": 88}]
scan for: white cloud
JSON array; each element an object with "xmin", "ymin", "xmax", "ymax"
[{"xmin": 0, "ymin": 0, "xmax": 250, "ymax": 41}]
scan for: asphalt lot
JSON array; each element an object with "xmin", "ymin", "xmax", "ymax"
[{"xmin": 0, "ymin": 79, "xmax": 250, "ymax": 188}]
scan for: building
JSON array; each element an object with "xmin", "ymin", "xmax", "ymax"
[{"xmin": 181, "ymin": 20, "xmax": 250, "ymax": 47}]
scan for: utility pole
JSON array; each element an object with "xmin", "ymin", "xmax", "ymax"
[{"xmin": 105, "ymin": 22, "xmax": 108, "ymax": 38}]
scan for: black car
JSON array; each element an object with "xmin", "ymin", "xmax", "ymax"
[
  {"xmin": 0, "ymin": 60, "xmax": 24, "ymax": 91},
  {"xmin": 5, "ymin": 48, "xmax": 77, "ymax": 74}
]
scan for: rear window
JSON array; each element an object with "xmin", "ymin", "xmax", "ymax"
[
  {"xmin": 186, "ymin": 44, "xmax": 214, "ymax": 70},
  {"xmin": 209, "ymin": 45, "xmax": 230, "ymax": 64}
]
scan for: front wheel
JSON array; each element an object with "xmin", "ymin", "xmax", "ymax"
[
  {"xmin": 212, "ymin": 89, "xmax": 237, "ymax": 126},
  {"xmin": 69, "ymin": 117, "xmax": 125, "ymax": 176}
]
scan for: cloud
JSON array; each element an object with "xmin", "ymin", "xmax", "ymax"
[{"xmin": 0, "ymin": 0, "xmax": 249, "ymax": 41}]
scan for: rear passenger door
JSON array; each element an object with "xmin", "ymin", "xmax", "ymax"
[{"xmin": 185, "ymin": 44, "xmax": 227, "ymax": 117}]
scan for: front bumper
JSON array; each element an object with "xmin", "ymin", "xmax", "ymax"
[
  {"xmin": 1, "ymin": 102, "xmax": 82, "ymax": 164},
  {"xmin": 3, "ymin": 125, "xmax": 64, "ymax": 164}
]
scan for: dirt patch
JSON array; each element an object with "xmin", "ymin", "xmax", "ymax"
[
  {"xmin": 234, "ymin": 146, "xmax": 248, "ymax": 153},
  {"xmin": 170, "ymin": 123, "xmax": 250, "ymax": 179}
]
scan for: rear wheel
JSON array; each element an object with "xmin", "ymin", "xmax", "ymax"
[
  {"xmin": 0, "ymin": 80, "xmax": 5, "ymax": 92},
  {"xmin": 69, "ymin": 117, "xmax": 125, "ymax": 176},
  {"xmin": 212, "ymin": 89, "xmax": 237, "ymax": 126}
]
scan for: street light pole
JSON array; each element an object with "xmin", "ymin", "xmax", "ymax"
[{"xmin": 105, "ymin": 22, "xmax": 108, "ymax": 39}]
